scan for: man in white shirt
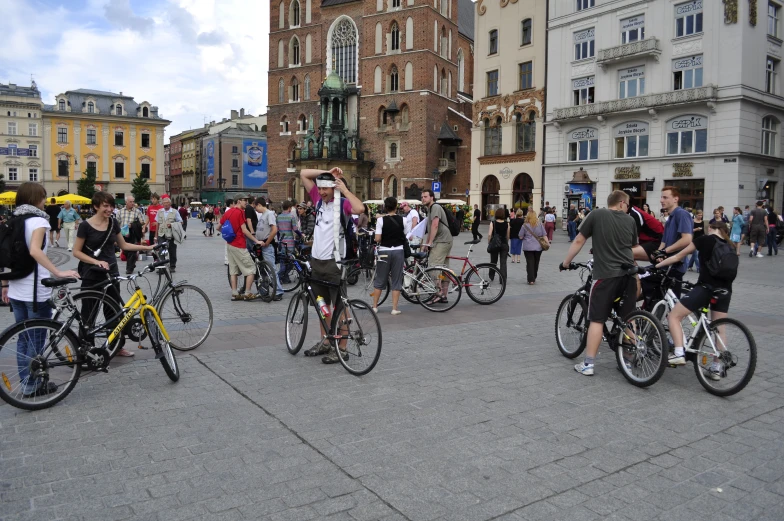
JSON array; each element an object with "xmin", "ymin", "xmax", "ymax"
[
  {"xmin": 401, "ymin": 201, "xmax": 419, "ymax": 244},
  {"xmin": 253, "ymin": 198, "xmax": 283, "ymax": 300}
]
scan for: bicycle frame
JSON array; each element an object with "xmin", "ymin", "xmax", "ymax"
[
  {"xmin": 652, "ymin": 286, "xmax": 723, "ymax": 358},
  {"xmin": 108, "ymin": 289, "xmax": 170, "ymax": 347}
]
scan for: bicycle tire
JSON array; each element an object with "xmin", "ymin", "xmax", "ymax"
[
  {"xmin": 615, "ymin": 309, "xmax": 668, "ymax": 388},
  {"xmin": 285, "ymin": 292, "xmax": 309, "ymax": 355},
  {"xmin": 400, "ymin": 263, "xmax": 420, "ymax": 304},
  {"xmin": 346, "ymin": 267, "xmax": 388, "ymax": 307},
  {"xmin": 157, "ymin": 284, "xmax": 213, "ymax": 352},
  {"xmin": 0, "ymin": 319, "xmax": 82, "ymax": 410},
  {"xmin": 464, "ymin": 263, "xmax": 506, "ymax": 305},
  {"xmin": 418, "ymin": 267, "xmax": 462, "ymax": 312},
  {"xmin": 256, "ymin": 260, "xmax": 277, "ymax": 303},
  {"xmin": 278, "ymin": 262, "xmax": 302, "ymax": 293},
  {"xmin": 52, "ymin": 289, "xmax": 126, "ymax": 358},
  {"xmin": 144, "ymin": 309, "xmax": 180, "ymax": 382},
  {"xmin": 554, "ymin": 294, "xmax": 588, "ymax": 359},
  {"xmin": 331, "ymin": 299, "xmax": 382, "ymax": 376},
  {"xmin": 692, "ymin": 317, "xmax": 756, "ymax": 397}
]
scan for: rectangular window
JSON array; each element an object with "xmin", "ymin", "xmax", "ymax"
[
  {"xmin": 770, "ymin": 2, "xmax": 780, "ymax": 37},
  {"xmin": 87, "ymin": 161, "xmax": 96, "ymax": 172},
  {"xmin": 115, "ymin": 162, "xmax": 125, "ymax": 178},
  {"xmin": 8, "ymin": 144, "xmax": 17, "ymax": 156},
  {"xmin": 489, "ymin": 29, "xmax": 498, "ymax": 55},
  {"xmin": 519, "ymin": 61, "xmax": 533, "ymax": 90},
  {"xmin": 568, "ymin": 141, "xmax": 598, "ymax": 161},
  {"xmin": 619, "ymin": 66, "xmax": 645, "ymax": 99},
  {"xmin": 28, "ymin": 123, "xmax": 37, "ymax": 136},
  {"xmin": 141, "ymin": 163, "xmax": 151, "ymax": 179},
  {"xmin": 615, "ymin": 135, "xmax": 649, "ymax": 158},
  {"xmin": 521, "ymin": 19, "xmax": 532, "ymax": 46},
  {"xmin": 573, "ymin": 28, "xmax": 595, "ymax": 60},
  {"xmin": 8, "ymin": 167, "xmax": 17, "ymax": 182},
  {"xmin": 58, "ymin": 160, "xmax": 68, "ymax": 177},
  {"xmin": 87, "ymin": 129, "xmax": 97, "ymax": 145},
  {"xmin": 621, "ymin": 15, "xmax": 645, "ymax": 44},
  {"xmin": 666, "ymin": 117, "xmax": 708, "ymax": 155},
  {"xmin": 232, "ymin": 159, "xmax": 239, "ymax": 167},
  {"xmin": 673, "ymin": 55, "xmax": 703, "ymax": 90},
  {"xmin": 767, "ymin": 57, "xmax": 778, "ymax": 93},
  {"xmin": 141, "ymin": 133, "xmax": 150, "ymax": 148},
  {"xmin": 572, "ymin": 76, "xmax": 595, "ymax": 106},
  {"xmin": 232, "ymin": 146, "xmax": 239, "ymax": 153},
  {"xmin": 8, "ymin": 122, "xmax": 17, "ymax": 135},
  {"xmin": 487, "ymin": 70, "xmax": 499, "ymax": 96},
  {"xmin": 675, "ymin": 1, "xmax": 703, "ymax": 38},
  {"xmin": 28, "ymin": 145, "xmax": 37, "ymax": 157},
  {"xmin": 115, "ymin": 131, "xmax": 124, "ymax": 146},
  {"xmin": 28, "ymin": 168, "xmax": 38, "ymax": 182},
  {"xmin": 576, "ymin": 0, "xmax": 594, "ymax": 11},
  {"xmin": 231, "ymin": 174, "xmax": 239, "ymax": 186}
]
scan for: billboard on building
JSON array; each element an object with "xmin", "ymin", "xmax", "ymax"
[
  {"xmin": 243, "ymin": 139, "xmax": 267, "ymax": 188},
  {"xmin": 205, "ymin": 139, "xmax": 215, "ymax": 187}
]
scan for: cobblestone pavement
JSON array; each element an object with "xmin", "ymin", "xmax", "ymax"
[{"xmin": 2, "ymin": 218, "xmax": 784, "ymax": 521}]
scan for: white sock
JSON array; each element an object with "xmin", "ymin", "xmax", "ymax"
[{"xmin": 674, "ymin": 347, "xmax": 685, "ymax": 357}]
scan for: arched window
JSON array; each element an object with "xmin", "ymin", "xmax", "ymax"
[
  {"xmin": 440, "ymin": 26, "xmax": 447, "ymax": 57},
  {"xmin": 87, "ymin": 101, "xmax": 94, "ymax": 113},
  {"xmin": 290, "ymin": 77, "xmax": 300, "ymax": 101},
  {"xmin": 291, "ymin": 37, "xmax": 300, "ymax": 65},
  {"xmin": 484, "ymin": 117, "xmax": 502, "ymax": 156},
  {"xmin": 142, "ymin": 106, "xmax": 149, "ymax": 117},
  {"xmin": 279, "ymin": 1, "xmax": 285, "ymax": 28},
  {"xmin": 291, "ymin": 0, "xmax": 300, "ymax": 26},
  {"xmin": 391, "ymin": 22, "xmax": 400, "ymax": 51},
  {"xmin": 304, "ymin": 75, "xmax": 311, "ymax": 100},
  {"xmin": 401, "ymin": 104, "xmax": 409, "ymax": 125},
  {"xmin": 440, "ymin": 69, "xmax": 447, "ymax": 96},
  {"xmin": 457, "ymin": 49, "xmax": 464, "ymax": 92},
  {"xmin": 513, "ymin": 173, "xmax": 534, "ymax": 207},
  {"xmin": 405, "ymin": 62, "xmax": 413, "ymax": 90},
  {"xmin": 374, "ymin": 65, "xmax": 383, "ymax": 93},
  {"xmin": 762, "ymin": 116, "xmax": 779, "ymax": 156},
  {"xmin": 298, "ymin": 114, "xmax": 307, "ymax": 132},
  {"xmin": 329, "ymin": 17, "xmax": 358, "ymax": 83},
  {"xmin": 279, "ymin": 79, "xmax": 285, "ymax": 103},
  {"xmin": 390, "ymin": 142, "xmax": 398, "ymax": 158},
  {"xmin": 387, "ymin": 175, "xmax": 398, "ymax": 196},
  {"xmin": 58, "ymin": 99, "xmax": 65, "ymax": 111},
  {"xmin": 390, "ymin": 66, "xmax": 399, "ymax": 92},
  {"xmin": 516, "ymin": 112, "xmax": 536, "ymax": 153},
  {"xmin": 278, "ymin": 39, "xmax": 284, "ymax": 67}
]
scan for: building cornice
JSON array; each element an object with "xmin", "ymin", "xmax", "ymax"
[{"xmin": 41, "ymin": 112, "xmax": 171, "ymax": 126}]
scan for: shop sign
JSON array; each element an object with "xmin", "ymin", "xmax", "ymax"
[
  {"xmin": 672, "ymin": 162, "xmax": 694, "ymax": 177},
  {"xmin": 619, "ymin": 182, "xmax": 643, "ymax": 194},
  {"xmin": 614, "ymin": 121, "xmax": 649, "ymax": 138},
  {"xmin": 621, "ymin": 15, "xmax": 645, "ymax": 31},
  {"xmin": 573, "ymin": 28, "xmax": 595, "ymax": 43},
  {"xmin": 672, "ymin": 55, "xmax": 703, "ymax": 71},
  {"xmin": 614, "ymin": 165, "xmax": 641, "ymax": 180},
  {"xmin": 569, "ymin": 127, "xmax": 596, "ymax": 141},
  {"xmin": 619, "ymin": 67, "xmax": 645, "ymax": 82},
  {"xmin": 724, "ymin": 158, "xmax": 737, "ymax": 163},
  {"xmin": 667, "ymin": 115, "xmax": 705, "ymax": 131},
  {"xmin": 499, "ymin": 166, "xmax": 512, "ymax": 179},
  {"xmin": 572, "ymin": 76, "xmax": 595, "ymax": 89},
  {"xmin": 676, "ymin": 1, "xmax": 702, "ymax": 16}
]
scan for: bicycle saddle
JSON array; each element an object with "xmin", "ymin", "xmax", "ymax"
[
  {"xmin": 410, "ymin": 251, "xmax": 428, "ymax": 259},
  {"xmin": 41, "ymin": 277, "xmax": 78, "ymax": 288},
  {"xmin": 464, "ymin": 239, "xmax": 481, "ymax": 245}
]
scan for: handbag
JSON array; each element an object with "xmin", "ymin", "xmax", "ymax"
[
  {"xmin": 526, "ymin": 224, "xmax": 550, "ymax": 251},
  {"xmin": 487, "ymin": 234, "xmax": 503, "ymax": 254}
]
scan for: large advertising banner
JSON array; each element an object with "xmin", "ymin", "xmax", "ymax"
[
  {"xmin": 243, "ymin": 139, "xmax": 267, "ymax": 188},
  {"xmin": 205, "ymin": 139, "xmax": 215, "ymax": 187}
]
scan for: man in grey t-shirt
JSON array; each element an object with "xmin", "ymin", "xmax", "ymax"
[
  {"xmin": 253, "ymin": 198, "xmax": 283, "ymax": 299},
  {"xmin": 421, "ymin": 189, "xmax": 454, "ymax": 305},
  {"xmin": 561, "ymin": 190, "xmax": 642, "ymax": 377}
]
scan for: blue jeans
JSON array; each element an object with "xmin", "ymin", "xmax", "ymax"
[
  {"xmin": 567, "ymin": 221, "xmax": 577, "ymax": 241},
  {"xmin": 262, "ymin": 245, "xmax": 284, "ymax": 295},
  {"xmin": 688, "ymin": 250, "xmax": 700, "ymax": 271},
  {"xmin": 10, "ymin": 299, "xmax": 53, "ymax": 394},
  {"xmin": 769, "ymin": 226, "xmax": 779, "ymax": 255}
]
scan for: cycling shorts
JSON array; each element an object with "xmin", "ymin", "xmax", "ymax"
[
  {"xmin": 679, "ymin": 284, "xmax": 731, "ymax": 314},
  {"xmin": 588, "ymin": 276, "xmax": 637, "ymax": 323}
]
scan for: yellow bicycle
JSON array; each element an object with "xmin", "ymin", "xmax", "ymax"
[{"xmin": 0, "ymin": 259, "xmax": 179, "ymax": 410}]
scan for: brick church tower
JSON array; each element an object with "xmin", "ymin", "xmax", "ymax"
[{"xmin": 267, "ymin": 0, "xmax": 474, "ymax": 203}]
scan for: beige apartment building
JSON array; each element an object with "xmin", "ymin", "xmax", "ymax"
[
  {"xmin": 471, "ymin": 0, "xmax": 546, "ymax": 217},
  {"xmin": 0, "ymin": 82, "xmax": 44, "ymax": 191}
]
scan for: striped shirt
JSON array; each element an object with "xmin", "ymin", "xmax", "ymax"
[{"xmin": 276, "ymin": 212, "xmax": 299, "ymax": 247}]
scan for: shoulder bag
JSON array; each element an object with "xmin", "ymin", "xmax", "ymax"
[
  {"xmin": 487, "ymin": 222, "xmax": 503, "ymax": 254},
  {"xmin": 526, "ymin": 224, "xmax": 550, "ymax": 251}
]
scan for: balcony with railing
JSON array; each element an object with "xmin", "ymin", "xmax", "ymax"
[
  {"xmin": 551, "ymin": 85, "xmax": 717, "ymax": 122},
  {"xmin": 596, "ymin": 37, "xmax": 661, "ymax": 68},
  {"xmin": 438, "ymin": 158, "xmax": 456, "ymax": 172}
]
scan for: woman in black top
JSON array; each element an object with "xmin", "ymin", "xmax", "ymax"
[
  {"xmin": 767, "ymin": 206, "xmax": 779, "ymax": 256},
  {"xmin": 509, "ymin": 209, "xmax": 525, "ymax": 263},
  {"xmin": 688, "ymin": 210, "xmax": 704, "ymax": 272},
  {"xmin": 73, "ymin": 192, "xmax": 154, "ymax": 357},
  {"xmin": 371, "ymin": 197, "xmax": 406, "ymax": 315},
  {"xmin": 656, "ymin": 222, "xmax": 734, "ymax": 379},
  {"xmin": 487, "ymin": 207, "xmax": 510, "ymax": 282}
]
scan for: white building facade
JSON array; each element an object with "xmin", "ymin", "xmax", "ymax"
[
  {"xmin": 544, "ymin": 0, "xmax": 784, "ymax": 218},
  {"xmin": 0, "ymin": 82, "xmax": 44, "ymax": 191}
]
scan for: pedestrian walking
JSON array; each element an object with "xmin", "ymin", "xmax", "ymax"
[
  {"xmin": 747, "ymin": 200, "xmax": 768, "ymax": 258},
  {"xmin": 45, "ymin": 198, "xmax": 61, "ymax": 248},
  {"xmin": 73, "ymin": 191, "xmax": 153, "ymax": 357},
  {"xmin": 731, "ymin": 207, "xmax": 744, "ymax": 255},
  {"xmin": 566, "ymin": 204, "xmax": 579, "ymax": 242},
  {"xmin": 544, "ymin": 208, "xmax": 556, "ymax": 241},
  {"xmin": 57, "ymin": 200, "xmax": 81, "ymax": 251},
  {"xmin": 1, "ymin": 183, "xmax": 80, "ymax": 397},
  {"xmin": 520, "ymin": 209, "xmax": 548, "ymax": 284},
  {"xmin": 471, "ymin": 204, "xmax": 483, "ymax": 241},
  {"xmin": 689, "ymin": 210, "xmax": 705, "ymax": 271},
  {"xmin": 767, "ymin": 205, "xmax": 779, "ymax": 256},
  {"xmin": 371, "ymin": 197, "xmax": 406, "ymax": 315},
  {"xmin": 116, "ymin": 195, "xmax": 146, "ymax": 274},
  {"xmin": 156, "ymin": 196, "xmax": 182, "ymax": 272},
  {"xmin": 487, "ymin": 208, "xmax": 510, "ymax": 283},
  {"xmin": 145, "ymin": 194, "xmax": 163, "ymax": 245},
  {"xmin": 509, "ymin": 209, "xmax": 525, "ymax": 263},
  {"xmin": 178, "ymin": 203, "xmax": 189, "ymax": 239}
]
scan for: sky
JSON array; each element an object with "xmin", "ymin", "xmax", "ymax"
[{"xmin": 0, "ymin": 0, "xmax": 270, "ymax": 138}]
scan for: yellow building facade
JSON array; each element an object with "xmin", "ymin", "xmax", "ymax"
[{"xmin": 42, "ymin": 89, "xmax": 170, "ymax": 199}]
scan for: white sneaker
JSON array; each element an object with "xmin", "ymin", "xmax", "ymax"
[
  {"xmin": 67, "ymin": 248, "xmax": 72, "ymax": 252},
  {"xmin": 705, "ymin": 361, "xmax": 723, "ymax": 381},
  {"xmin": 372, "ymin": 307, "xmax": 378, "ymax": 313},
  {"xmin": 574, "ymin": 362, "xmax": 594, "ymax": 376},
  {"xmin": 668, "ymin": 353, "xmax": 686, "ymax": 366},
  {"xmin": 756, "ymin": 253, "xmax": 764, "ymax": 258},
  {"xmin": 391, "ymin": 310, "xmax": 402, "ymax": 315}
]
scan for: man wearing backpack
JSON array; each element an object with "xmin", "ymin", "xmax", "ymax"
[
  {"xmin": 299, "ymin": 168, "xmax": 364, "ymax": 364},
  {"xmin": 655, "ymin": 222, "xmax": 737, "ymax": 377},
  {"xmin": 421, "ymin": 189, "xmax": 454, "ymax": 305}
]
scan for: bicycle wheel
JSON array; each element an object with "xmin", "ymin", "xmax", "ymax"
[
  {"xmin": 692, "ymin": 318, "xmax": 756, "ymax": 397},
  {"xmin": 144, "ymin": 309, "xmax": 179, "ymax": 382},
  {"xmin": 157, "ymin": 284, "xmax": 213, "ymax": 352},
  {"xmin": 418, "ymin": 267, "xmax": 461, "ymax": 312},
  {"xmin": 554, "ymin": 294, "xmax": 588, "ymax": 359},
  {"xmin": 464, "ymin": 263, "xmax": 506, "ymax": 305},
  {"xmin": 278, "ymin": 260, "xmax": 302, "ymax": 293},
  {"xmin": 401, "ymin": 264, "xmax": 420, "ymax": 304},
  {"xmin": 0, "ymin": 319, "xmax": 81, "ymax": 410},
  {"xmin": 331, "ymin": 299, "xmax": 381, "ymax": 376},
  {"xmin": 285, "ymin": 292, "xmax": 309, "ymax": 355},
  {"xmin": 52, "ymin": 289, "xmax": 125, "ymax": 358},
  {"xmin": 615, "ymin": 310, "xmax": 668, "ymax": 388},
  {"xmin": 256, "ymin": 260, "xmax": 276, "ymax": 302},
  {"xmin": 346, "ymin": 267, "xmax": 389, "ymax": 306}
]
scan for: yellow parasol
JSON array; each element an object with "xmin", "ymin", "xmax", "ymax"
[
  {"xmin": 54, "ymin": 193, "xmax": 92, "ymax": 205},
  {"xmin": 0, "ymin": 191, "xmax": 17, "ymax": 205}
]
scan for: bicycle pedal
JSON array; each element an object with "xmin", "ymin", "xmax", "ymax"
[{"xmin": 137, "ymin": 344, "xmax": 149, "ymax": 350}]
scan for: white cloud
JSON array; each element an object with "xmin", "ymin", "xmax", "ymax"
[
  {"xmin": 247, "ymin": 170, "xmax": 267, "ymax": 179},
  {"xmin": 0, "ymin": 0, "xmax": 269, "ymax": 139}
]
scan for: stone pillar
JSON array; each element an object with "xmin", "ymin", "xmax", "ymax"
[
  {"xmin": 43, "ymin": 122, "xmax": 52, "ymax": 182},
  {"xmin": 101, "ymin": 124, "xmax": 110, "ymax": 182},
  {"xmin": 73, "ymin": 122, "xmax": 82, "ymax": 178},
  {"xmin": 130, "ymin": 124, "xmax": 137, "ymax": 179}
]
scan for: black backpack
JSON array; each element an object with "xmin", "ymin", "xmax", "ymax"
[
  {"xmin": 705, "ymin": 239, "xmax": 738, "ymax": 282},
  {"xmin": 435, "ymin": 204, "xmax": 461, "ymax": 237},
  {"xmin": 0, "ymin": 214, "xmax": 44, "ymax": 280}
]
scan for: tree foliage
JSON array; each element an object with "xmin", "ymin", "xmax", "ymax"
[
  {"xmin": 131, "ymin": 173, "xmax": 151, "ymax": 202},
  {"xmin": 77, "ymin": 165, "xmax": 97, "ymax": 199}
]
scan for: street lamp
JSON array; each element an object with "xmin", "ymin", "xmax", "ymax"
[{"xmin": 63, "ymin": 154, "xmax": 78, "ymax": 194}]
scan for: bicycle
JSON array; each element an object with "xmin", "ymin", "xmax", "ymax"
[
  {"xmin": 446, "ymin": 239, "xmax": 506, "ymax": 305},
  {"xmin": 225, "ymin": 243, "xmax": 278, "ymax": 301},
  {"xmin": 558, "ymin": 262, "xmax": 668, "ymax": 388},
  {"xmin": 277, "ymin": 236, "xmax": 310, "ymax": 293},
  {"xmin": 639, "ymin": 265, "xmax": 756, "ymax": 396},
  {"xmin": 54, "ymin": 242, "xmax": 213, "ymax": 352},
  {"xmin": 283, "ymin": 254, "xmax": 382, "ymax": 376},
  {"xmin": 554, "ymin": 260, "xmax": 593, "ymax": 359},
  {"xmin": 0, "ymin": 260, "xmax": 179, "ymax": 410}
]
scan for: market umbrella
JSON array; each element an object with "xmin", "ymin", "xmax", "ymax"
[
  {"xmin": 0, "ymin": 191, "xmax": 17, "ymax": 205},
  {"xmin": 54, "ymin": 193, "xmax": 91, "ymax": 205}
]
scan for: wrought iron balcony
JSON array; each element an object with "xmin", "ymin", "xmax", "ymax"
[
  {"xmin": 596, "ymin": 38, "xmax": 661, "ymax": 68},
  {"xmin": 551, "ymin": 85, "xmax": 717, "ymax": 122},
  {"xmin": 438, "ymin": 158, "xmax": 456, "ymax": 172}
]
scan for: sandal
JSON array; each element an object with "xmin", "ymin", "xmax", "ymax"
[
  {"xmin": 231, "ymin": 293, "xmax": 242, "ymax": 301},
  {"xmin": 304, "ymin": 340, "xmax": 332, "ymax": 357}
]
